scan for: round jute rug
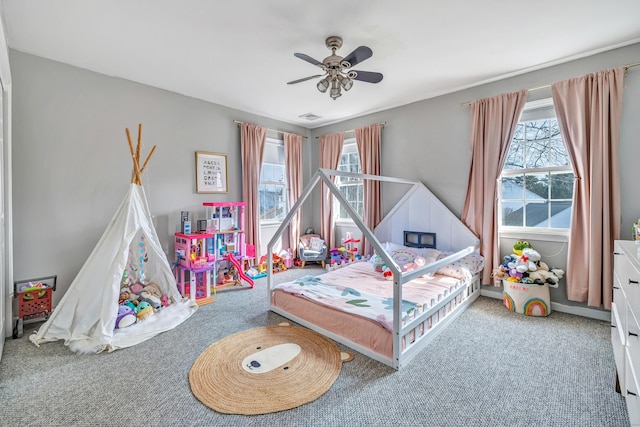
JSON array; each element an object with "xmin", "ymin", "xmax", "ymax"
[{"xmin": 189, "ymin": 323, "xmax": 348, "ymax": 415}]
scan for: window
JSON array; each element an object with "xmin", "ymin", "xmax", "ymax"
[
  {"xmin": 335, "ymin": 140, "xmax": 363, "ymax": 220},
  {"xmin": 499, "ymin": 99, "xmax": 574, "ymax": 231},
  {"xmin": 259, "ymin": 139, "xmax": 287, "ymax": 222}
]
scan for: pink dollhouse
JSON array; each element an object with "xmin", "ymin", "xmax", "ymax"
[{"xmin": 174, "ymin": 232, "xmax": 215, "ymax": 305}]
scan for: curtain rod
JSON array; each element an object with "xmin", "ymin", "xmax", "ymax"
[
  {"xmin": 460, "ymin": 61, "xmax": 640, "ymax": 107},
  {"xmin": 314, "ymin": 122, "xmax": 386, "ymax": 139},
  {"xmin": 233, "ymin": 120, "xmax": 307, "ymax": 139}
]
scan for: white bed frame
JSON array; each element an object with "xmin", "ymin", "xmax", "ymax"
[{"xmin": 266, "ymin": 169, "xmax": 481, "ymax": 370}]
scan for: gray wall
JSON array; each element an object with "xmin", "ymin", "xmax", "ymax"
[
  {"xmin": 10, "ymin": 42, "xmax": 640, "ymax": 309},
  {"xmin": 310, "ymin": 43, "xmax": 640, "ymax": 308},
  {"xmin": 10, "ymin": 50, "xmax": 311, "ymax": 304}
]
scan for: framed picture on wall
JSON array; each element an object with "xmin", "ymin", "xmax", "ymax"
[{"xmin": 195, "ymin": 151, "xmax": 228, "ymax": 193}]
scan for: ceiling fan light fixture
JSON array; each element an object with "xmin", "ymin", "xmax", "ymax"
[
  {"xmin": 317, "ymin": 77, "xmax": 330, "ymax": 93},
  {"xmin": 341, "ymin": 77, "xmax": 353, "ymax": 91},
  {"xmin": 291, "ymin": 36, "xmax": 383, "ymax": 100},
  {"xmin": 330, "ymin": 79, "xmax": 341, "ymax": 99}
]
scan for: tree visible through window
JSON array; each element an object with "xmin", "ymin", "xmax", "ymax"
[
  {"xmin": 259, "ymin": 140, "xmax": 287, "ymax": 222},
  {"xmin": 500, "ymin": 105, "xmax": 574, "ymax": 230},
  {"xmin": 336, "ymin": 141, "xmax": 363, "ymax": 220}
]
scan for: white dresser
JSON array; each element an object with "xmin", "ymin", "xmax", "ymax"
[{"xmin": 613, "ymin": 240, "xmax": 640, "ymax": 425}]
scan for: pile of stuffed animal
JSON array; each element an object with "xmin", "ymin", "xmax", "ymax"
[
  {"xmin": 115, "ymin": 279, "xmax": 170, "ymax": 330},
  {"xmin": 492, "ymin": 240, "xmax": 565, "ymax": 287}
]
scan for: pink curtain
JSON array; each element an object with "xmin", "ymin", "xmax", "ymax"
[
  {"xmin": 319, "ymin": 132, "xmax": 345, "ymax": 249},
  {"xmin": 462, "ymin": 90, "xmax": 528, "ymax": 285},
  {"xmin": 284, "ymin": 132, "xmax": 303, "ymax": 256},
  {"xmin": 551, "ymin": 67, "xmax": 624, "ymax": 309},
  {"xmin": 241, "ymin": 123, "xmax": 266, "ymax": 256},
  {"xmin": 356, "ymin": 124, "xmax": 382, "ymax": 256}
]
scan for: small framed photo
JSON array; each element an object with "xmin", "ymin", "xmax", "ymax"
[{"xmin": 196, "ymin": 151, "xmax": 228, "ymax": 193}]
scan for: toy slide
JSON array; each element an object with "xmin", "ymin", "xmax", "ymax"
[{"xmin": 225, "ymin": 254, "xmax": 254, "ymax": 288}]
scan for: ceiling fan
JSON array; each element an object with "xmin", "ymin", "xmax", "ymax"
[{"xmin": 287, "ymin": 36, "xmax": 383, "ymax": 100}]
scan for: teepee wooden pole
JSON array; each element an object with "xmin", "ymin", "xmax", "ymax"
[
  {"xmin": 139, "ymin": 145, "xmax": 157, "ymax": 175},
  {"xmin": 126, "ymin": 127, "xmax": 143, "ymax": 185},
  {"xmin": 135, "ymin": 123, "xmax": 143, "ymax": 165},
  {"xmin": 126, "ymin": 128, "xmax": 137, "ymax": 184}
]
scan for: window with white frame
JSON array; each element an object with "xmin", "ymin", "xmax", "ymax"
[
  {"xmin": 335, "ymin": 139, "xmax": 363, "ymax": 220},
  {"xmin": 499, "ymin": 99, "xmax": 574, "ymax": 231},
  {"xmin": 259, "ymin": 138, "xmax": 287, "ymax": 222}
]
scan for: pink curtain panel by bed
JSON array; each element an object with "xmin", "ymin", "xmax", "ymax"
[
  {"xmin": 462, "ymin": 90, "xmax": 528, "ymax": 285},
  {"xmin": 552, "ymin": 67, "xmax": 624, "ymax": 309},
  {"xmin": 356, "ymin": 124, "xmax": 382, "ymax": 257},
  {"xmin": 284, "ymin": 132, "xmax": 303, "ymax": 255},
  {"xmin": 319, "ymin": 132, "xmax": 344, "ymax": 250},
  {"xmin": 241, "ymin": 123, "xmax": 266, "ymax": 254}
]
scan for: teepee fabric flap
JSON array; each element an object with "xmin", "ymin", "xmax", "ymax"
[{"xmin": 30, "ymin": 184, "xmax": 197, "ymax": 353}]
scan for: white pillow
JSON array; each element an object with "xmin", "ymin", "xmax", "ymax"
[
  {"xmin": 381, "ymin": 242, "xmax": 441, "ymax": 259},
  {"xmin": 435, "ymin": 252, "xmax": 485, "ymax": 279},
  {"xmin": 389, "ymin": 248, "xmax": 418, "ymax": 269},
  {"xmin": 309, "ymin": 237, "xmax": 324, "ymax": 252}
]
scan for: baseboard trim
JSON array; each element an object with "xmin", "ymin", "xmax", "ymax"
[{"xmin": 480, "ymin": 288, "xmax": 611, "ymax": 322}]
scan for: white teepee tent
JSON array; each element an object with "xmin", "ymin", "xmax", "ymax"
[{"xmin": 30, "ymin": 125, "xmax": 198, "ymax": 353}]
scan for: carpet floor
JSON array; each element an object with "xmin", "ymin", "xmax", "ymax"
[{"xmin": 0, "ymin": 265, "xmax": 630, "ymax": 426}]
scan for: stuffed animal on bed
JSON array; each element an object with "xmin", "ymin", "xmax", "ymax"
[
  {"xmin": 372, "ymin": 254, "xmax": 384, "ymax": 272},
  {"xmin": 403, "ymin": 256, "xmax": 426, "ymax": 272}
]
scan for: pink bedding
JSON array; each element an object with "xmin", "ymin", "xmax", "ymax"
[{"xmin": 271, "ymin": 261, "xmax": 463, "ymax": 358}]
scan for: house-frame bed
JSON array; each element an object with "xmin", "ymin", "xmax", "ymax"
[{"xmin": 266, "ymin": 169, "xmax": 482, "ymax": 370}]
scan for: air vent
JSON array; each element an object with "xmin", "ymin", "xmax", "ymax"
[{"xmin": 299, "ymin": 113, "xmax": 322, "ymax": 121}]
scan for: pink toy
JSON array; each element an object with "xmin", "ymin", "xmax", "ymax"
[
  {"xmin": 225, "ymin": 253, "xmax": 254, "ymax": 288},
  {"xmin": 130, "ymin": 282, "xmax": 144, "ymax": 294},
  {"xmin": 174, "ymin": 232, "xmax": 215, "ymax": 269},
  {"xmin": 174, "ymin": 231, "xmax": 217, "ymax": 306},
  {"xmin": 403, "ymin": 256, "xmax": 427, "ymax": 272}
]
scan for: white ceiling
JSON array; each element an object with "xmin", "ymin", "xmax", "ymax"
[{"xmin": 2, "ymin": 0, "xmax": 639, "ymax": 129}]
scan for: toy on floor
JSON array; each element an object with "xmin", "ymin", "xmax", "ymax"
[
  {"xmin": 223, "ymin": 253, "xmax": 254, "ymax": 287},
  {"xmin": 139, "ymin": 290, "xmax": 162, "ymax": 310},
  {"xmin": 115, "ymin": 305, "xmax": 137, "ymax": 329},
  {"xmin": 258, "ymin": 253, "xmax": 287, "ymax": 273},
  {"xmin": 246, "ymin": 267, "xmax": 267, "ymax": 279},
  {"xmin": 512, "ymin": 240, "xmax": 532, "ymax": 256},
  {"xmin": 136, "ymin": 301, "xmax": 155, "ymax": 320},
  {"xmin": 143, "ymin": 283, "xmax": 163, "ymax": 298},
  {"xmin": 123, "ymin": 300, "xmax": 137, "ymax": 312},
  {"xmin": 12, "ymin": 275, "xmax": 57, "ymax": 339}
]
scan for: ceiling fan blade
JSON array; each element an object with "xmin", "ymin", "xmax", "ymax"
[
  {"xmin": 294, "ymin": 52, "xmax": 326, "ymax": 68},
  {"xmin": 352, "ymin": 70, "xmax": 383, "ymax": 84},
  {"xmin": 287, "ymin": 75, "xmax": 323, "ymax": 85},
  {"xmin": 342, "ymin": 46, "xmax": 373, "ymax": 68}
]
